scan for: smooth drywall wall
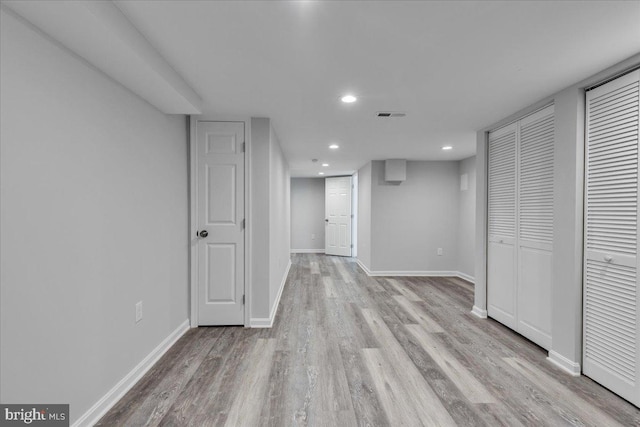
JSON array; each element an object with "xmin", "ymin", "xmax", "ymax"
[
  {"xmin": 0, "ymin": 9, "xmax": 188, "ymax": 423},
  {"xmin": 475, "ymin": 53, "xmax": 640, "ymax": 369},
  {"xmin": 250, "ymin": 118, "xmax": 271, "ymax": 319},
  {"xmin": 269, "ymin": 127, "xmax": 291, "ymax": 312},
  {"xmin": 457, "ymin": 157, "xmax": 476, "ymax": 280},
  {"xmin": 357, "ymin": 162, "xmax": 372, "ymax": 269},
  {"xmin": 250, "ymin": 118, "xmax": 290, "ymax": 320},
  {"xmin": 370, "ymin": 160, "xmax": 459, "ymax": 272},
  {"xmin": 291, "ymin": 178, "xmax": 325, "ymax": 251}
]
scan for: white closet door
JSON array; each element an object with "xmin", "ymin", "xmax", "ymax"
[
  {"xmin": 584, "ymin": 70, "xmax": 640, "ymax": 405},
  {"xmin": 517, "ymin": 105, "xmax": 554, "ymax": 349},
  {"xmin": 487, "ymin": 123, "xmax": 518, "ymax": 329}
]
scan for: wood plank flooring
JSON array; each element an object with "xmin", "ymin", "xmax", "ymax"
[{"xmin": 98, "ymin": 254, "xmax": 640, "ymax": 426}]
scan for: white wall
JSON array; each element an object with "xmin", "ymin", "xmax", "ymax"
[
  {"xmin": 290, "ymin": 178, "xmax": 325, "ymax": 252},
  {"xmin": 250, "ymin": 118, "xmax": 290, "ymax": 322},
  {"xmin": 357, "ymin": 159, "xmax": 475, "ymax": 276},
  {"xmin": 0, "ymin": 9, "xmax": 189, "ymax": 423},
  {"xmin": 369, "ymin": 161, "xmax": 459, "ymax": 273},
  {"xmin": 250, "ymin": 118, "xmax": 271, "ymax": 320},
  {"xmin": 357, "ymin": 162, "xmax": 372, "ymax": 269},
  {"xmin": 457, "ymin": 156, "xmax": 476, "ymax": 280},
  {"xmin": 475, "ymin": 53, "xmax": 640, "ymax": 371},
  {"xmin": 357, "ymin": 160, "xmax": 461, "ymax": 274},
  {"xmin": 269, "ymin": 127, "xmax": 291, "ymax": 312}
]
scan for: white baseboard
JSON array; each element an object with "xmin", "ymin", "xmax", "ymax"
[
  {"xmin": 356, "ymin": 258, "xmax": 372, "ymax": 275},
  {"xmin": 471, "ymin": 305, "xmax": 488, "ymax": 319},
  {"xmin": 455, "ymin": 271, "xmax": 475, "ymax": 283},
  {"xmin": 356, "ymin": 260, "xmax": 468, "ymax": 280},
  {"xmin": 249, "ymin": 317, "xmax": 273, "ymax": 328},
  {"xmin": 547, "ymin": 350, "xmax": 581, "ymax": 377},
  {"xmin": 362, "ymin": 269, "xmax": 461, "ymax": 277},
  {"xmin": 72, "ymin": 319, "xmax": 190, "ymax": 427},
  {"xmin": 291, "ymin": 249, "xmax": 325, "ymax": 254},
  {"xmin": 250, "ymin": 259, "xmax": 291, "ymax": 328}
]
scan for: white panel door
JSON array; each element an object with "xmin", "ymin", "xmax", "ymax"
[
  {"xmin": 487, "ymin": 123, "xmax": 518, "ymax": 329},
  {"xmin": 196, "ymin": 121, "xmax": 245, "ymax": 325},
  {"xmin": 325, "ymin": 176, "xmax": 352, "ymax": 256},
  {"xmin": 517, "ymin": 105, "xmax": 554, "ymax": 349},
  {"xmin": 584, "ymin": 70, "xmax": 640, "ymax": 406}
]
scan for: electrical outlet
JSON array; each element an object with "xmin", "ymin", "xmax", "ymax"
[
  {"xmin": 135, "ymin": 301, "xmax": 143, "ymax": 323},
  {"xmin": 311, "ymin": 233, "xmax": 315, "ymax": 240},
  {"xmin": 437, "ymin": 248, "xmax": 443, "ymax": 256}
]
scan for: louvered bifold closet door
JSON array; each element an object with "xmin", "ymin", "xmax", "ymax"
[
  {"xmin": 487, "ymin": 123, "xmax": 518, "ymax": 329},
  {"xmin": 584, "ymin": 69, "xmax": 640, "ymax": 406},
  {"xmin": 517, "ymin": 105, "xmax": 554, "ymax": 349}
]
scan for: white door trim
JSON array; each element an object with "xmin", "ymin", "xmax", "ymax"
[{"xmin": 189, "ymin": 115, "xmax": 251, "ymax": 328}]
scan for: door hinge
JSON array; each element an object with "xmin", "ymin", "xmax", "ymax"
[
  {"xmin": 241, "ymin": 142, "xmax": 245, "ymax": 153},
  {"xmin": 351, "ymin": 244, "xmax": 354, "ymax": 248},
  {"xmin": 241, "ymin": 218, "xmax": 245, "ymax": 230},
  {"xmin": 242, "ymin": 294, "xmax": 245, "ymax": 305}
]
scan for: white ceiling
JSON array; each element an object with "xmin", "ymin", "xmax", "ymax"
[{"xmin": 110, "ymin": 1, "xmax": 640, "ymax": 177}]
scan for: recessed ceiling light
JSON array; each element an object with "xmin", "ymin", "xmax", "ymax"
[
  {"xmin": 442, "ymin": 146, "xmax": 453, "ymax": 150},
  {"xmin": 341, "ymin": 94, "xmax": 357, "ymax": 103},
  {"xmin": 329, "ymin": 144, "xmax": 339, "ymax": 149},
  {"xmin": 319, "ymin": 172, "xmax": 325, "ymax": 175},
  {"xmin": 322, "ymin": 163, "xmax": 329, "ymax": 167}
]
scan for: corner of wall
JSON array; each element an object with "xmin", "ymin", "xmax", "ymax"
[
  {"xmin": 71, "ymin": 320, "xmax": 190, "ymax": 427},
  {"xmin": 471, "ymin": 305, "xmax": 487, "ymax": 319},
  {"xmin": 547, "ymin": 350, "xmax": 581, "ymax": 377},
  {"xmin": 474, "ymin": 131, "xmax": 488, "ymax": 314},
  {"xmin": 250, "ymin": 259, "xmax": 291, "ymax": 328},
  {"xmin": 250, "ymin": 118, "xmax": 291, "ymax": 326}
]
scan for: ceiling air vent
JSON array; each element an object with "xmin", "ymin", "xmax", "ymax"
[{"xmin": 377, "ymin": 112, "xmax": 406, "ymax": 118}]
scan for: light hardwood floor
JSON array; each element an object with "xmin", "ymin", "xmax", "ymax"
[{"xmin": 98, "ymin": 254, "xmax": 640, "ymax": 426}]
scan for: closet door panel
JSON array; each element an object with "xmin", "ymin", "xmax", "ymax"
[
  {"xmin": 517, "ymin": 105, "xmax": 554, "ymax": 349},
  {"xmin": 487, "ymin": 124, "xmax": 517, "ymax": 329},
  {"xmin": 488, "ymin": 239, "xmax": 517, "ymax": 328},
  {"xmin": 517, "ymin": 246, "xmax": 552, "ymax": 348},
  {"xmin": 584, "ymin": 70, "xmax": 640, "ymax": 405}
]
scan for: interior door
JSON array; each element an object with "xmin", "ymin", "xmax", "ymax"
[
  {"xmin": 584, "ymin": 70, "xmax": 639, "ymax": 405},
  {"xmin": 487, "ymin": 123, "xmax": 518, "ymax": 330},
  {"xmin": 325, "ymin": 176, "xmax": 352, "ymax": 256},
  {"xmin": 196, "ymin": 121, "xmax": 245, "ymax": 325}
]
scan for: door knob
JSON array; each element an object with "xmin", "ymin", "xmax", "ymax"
[
  {"xmin": 325, "ymin": 219, "xmax": 329, "ymax": 222},
  {"xmin": 198, "ymin": 230, "xmax": 209, "ymax": 238}
]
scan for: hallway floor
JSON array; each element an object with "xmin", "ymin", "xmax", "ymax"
[{"xmin": 98, "ymin": 254, "xmax": 640, "ymax": 426}]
